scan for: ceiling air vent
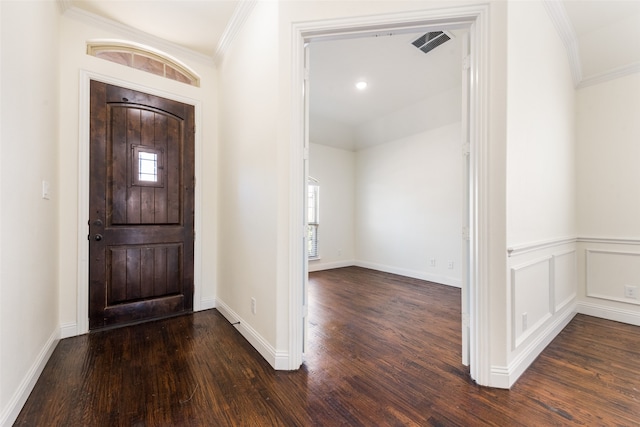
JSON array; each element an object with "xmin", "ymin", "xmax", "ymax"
[{"xmin": 411, "ymin": 31, "xmax": 451, "ymax": 54}]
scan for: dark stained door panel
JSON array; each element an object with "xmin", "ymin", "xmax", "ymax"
[{"xmin": 89, "ymin": 81, "xmax": 195, "ymax": 329}]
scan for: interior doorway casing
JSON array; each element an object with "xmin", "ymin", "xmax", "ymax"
[
  {"xmin": 290, "ymin": 5, "xmax": 491, "ymax": 385},
  {"xmin": 76, "ymin": 70, "xmax": 203, "ymax": 336}
]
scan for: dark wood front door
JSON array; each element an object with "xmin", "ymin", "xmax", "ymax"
[{"xmin": 89, "ymin": 81, "xmax": 195, "ymax": 329}]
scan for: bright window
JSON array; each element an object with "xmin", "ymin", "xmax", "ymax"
[
  {"xmin": 87, "ymin": 41, "xmax": 200, "ymax": 87},
  {"xmin": 138, "ymin": 151, "xmax": 158, "ymax": 182},
  {"xmin": 308, "ymin": 178, "xmax": 319, "ymax": 259}
]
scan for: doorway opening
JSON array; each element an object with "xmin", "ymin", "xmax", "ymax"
[
  {"xmin": 290, "ymin": 5, "xmax": 491, "ymax": 385},
  {"xmin": 305, "ymin": 24, "xmax": 466, "ymax": 352}
]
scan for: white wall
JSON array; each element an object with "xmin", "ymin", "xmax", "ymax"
[
  {"xmin": 216, "ymin": 0, "xmax": 510, "ymax": 384},
  {"xmin": 506, "ymin": 2, "xmax": 576, "ymax": 246},
  {"xmin": 216, "ymin": 1, "xmax": 284, "ymax": 364},
  {"xmin": 576, "ymin": 74, "xmax": 640, "ymax": 239},
  {"xmin": 0, "ymin": 2, "xmax": 60, "ymax": 425},
  {"xmin": 355, "ymin": 87, "xmax": 463, "ymax": 149},
  {"xmin": 309, "ymin": 114, "xmax": 357, "ymax": 151},
  {"xmin": 576, "ymin": 73, "xmax": 640, "ymax": 324},
  {"xmin": 308, "ymin": 85, "xmax": 462, "ymax": 283},
  {"xmin": 503, "ymin": 0, "xmax": 577, "ymax": 387},
  {"xmin": 308, "ymin": 143, "xmax": 356, "ymax": 271},
  {"xmin": 57, "ymin": 9, "xmax": 219, "ymax": 336},
  {"xmin": 7, "ymin": 2, "xmax": 636, "ymax": 423},
  {"xmin": 355, "ymin": 122, "xmax": 463, "ymax": 286},
  {"xmin": 577, "ymin": 13, "xmax": 640, "ymax": 79}
]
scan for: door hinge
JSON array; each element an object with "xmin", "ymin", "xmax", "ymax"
[
  {"xmin": 462, "ymin": 55, "xmax": 471, "ymax": 71},
  {"xmin": 462, "ymin": 226, "xmax": 470, "ymax": 241},
  {"xmin": 303, "ymin": 147, "xmax": 309, "ymax": 160},
  {"xmin": 462, "ymin": 142, "xmax": 470, "ymax": 156},
  {"xmin": 462, "ymin": 312, "xmax": 470, "ymax": 327}
]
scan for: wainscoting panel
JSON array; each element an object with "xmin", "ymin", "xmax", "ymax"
[
  {"xmin": 586, "ymin": 249, "xmax": 640, "ymax": 306},
  {"xmin": 502, "ymin": 238, "xmax": 578, "ymax": 387},
  {"xmin": 511, "ymin": 256, "xmax": 553, "ymax": 349},
  {"xmin": 554, "ymin": 250, "xmax": 577, "ymax": 312}
]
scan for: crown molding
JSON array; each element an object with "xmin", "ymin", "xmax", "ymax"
[
  {"xmin": 61, "ymin": 6, "xmax": 215, "ymax": 66},
  {"xmin": 577, "ymin": 62, "xmax": 640, "ymax": 89},
  {"xmin": 213, "ymin": 0, "xmax": 257, "ymax": 66},
  {"xmin": 56, "ymin": 0, "xmax": 74, "ymax": 14},
  {"xmin": 542, "ymin": 0, "xmax": 583, "ymax": 87}
]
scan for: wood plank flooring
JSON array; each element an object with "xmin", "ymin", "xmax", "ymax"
[{"xmin": 15, "ymin": 266, "xmax": 640, "ymax": 426}]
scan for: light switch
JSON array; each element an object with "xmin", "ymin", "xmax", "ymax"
[{"xmin": 42, "ymin": 180, "xmax": 50, "ymax": 200}]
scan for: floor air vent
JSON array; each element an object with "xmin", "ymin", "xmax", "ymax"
[{"xmin": 411, "ymin": 31, "xmax": 451, "ymax": 54}]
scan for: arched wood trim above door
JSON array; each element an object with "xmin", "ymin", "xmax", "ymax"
[{"xmin": 87, "ymin": 40, "xmax": 201, "ymax": 87}]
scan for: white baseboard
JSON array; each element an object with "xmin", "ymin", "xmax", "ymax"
[
  {"xmin": 215, "ymin": 299, "xmax": 289, "ymax": 370},
  {"xmin": 0, "ymin": 328, "xmax": 59, "ymax": 427},
  {"xmin": 491, "ymin": 302, "xmax": 577, "ymax": 389},
  {"xmin": 308, "ymin": 260, "xmax": 461, "ymax": 287},
  {"xmin": 308, "ymin": 260, "xmax": 355, "ymax": 272},
  {"xmin": 60, "ymin": 322, "xmax": 78, "ymax": 339},
  {"xmin": 199, "ymin": 297, "xmax": 216, "ymax": 311},
  {"xmin": 577, "ymin": 301, "xmax": 640, "ymax": 326},
  {"xmin": 354, "ymin": 261, "xmax": 462, "ymax": 288}
]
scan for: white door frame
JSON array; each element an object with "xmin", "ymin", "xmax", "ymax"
[
  {"xmin": 289, "ymin": 4, "xmax": 491, "ymax": 385},
  {"xmin": 75, "ymin": 70, "xmax": 203, "ymax": 336}
]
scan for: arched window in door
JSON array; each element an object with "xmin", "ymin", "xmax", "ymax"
[{"xmin": 308, "ymin": 177, "xmax": 320, "ymax": 259}]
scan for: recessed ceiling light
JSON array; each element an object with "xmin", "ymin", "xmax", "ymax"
[{"xmin": 355, "ymin": 81, "xmax": 368, "ymax": 90}]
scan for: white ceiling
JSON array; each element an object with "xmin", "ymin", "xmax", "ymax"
[
  {"xmin": 308, "ymin": 30, "xmax": 463, "ymax": 128},
  {"xmin": 564, "ymin": 0, "xmax": 640, "ymax": 35},
  {"xmin": 65, "ymin": 0, "xmax": 241, "ymax": 58},
  {"xmin": 563, "ymin": 0, "xmax": 640, "ymax": 79},
  {"xmin": 64, "ymin": 0, "xmax": 640, "ymax": 140}
]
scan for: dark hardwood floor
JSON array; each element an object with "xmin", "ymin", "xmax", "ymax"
[{"xmin": 15, "ymin": 267, "xmax": 640, "ymax": 426}]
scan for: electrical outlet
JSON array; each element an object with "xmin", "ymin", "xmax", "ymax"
[
  {"xmin": 624, "ymin": 285, "xmax": 638, "ymax": 299},
  {"xmin": 251, "ymin": 297, "xmax": 256, "ymax": 314},
  {"xmin": 338, "ymin": 249, "xmax": 342, "ymax": 257},
  {"xmin": 522, "ymin": 312, "xmax": 528, "ymax": 331},
  {"xmin": 429, "ymin": 258, "xmax": 436, "ymax": 267},
  {"xmin": 448, "ymin": 261, "xmax": 454, "ymax": 269}
]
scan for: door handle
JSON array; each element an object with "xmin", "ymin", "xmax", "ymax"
[{"xmin": 94, "ymin": 234, "xmax": 103, "ymax": 241}]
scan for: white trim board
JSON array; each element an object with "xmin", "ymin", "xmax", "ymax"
[
  {"xmin": 507, "ymin": 237, "xmax": 576, "ymax": 257},
  {"xmin": 0, "ymin": 329, "xmax": 59, "ymax": 427},
  {"xmin": 578, "ymin": 236, "xmax": 640, "ymax": 246},
  {"xmin": 578, "ymin": 62, "xmax": 640, "ymax": 90},
  {"xmin": 491, "ymin": 304, "xmax": 576, "ymax": 389},
  {"xmin": 542, "ymin": 0, "xmax": 582, "ymax": 86},
  {"xmin": 577, "ymin": 301, "xmax": 640, "ymax": 327},
  {"xmin": 213, "ymin": 0, "xmax": 257, "ymax": 65},
  {"xmin": 355, "ymin": 261, "xmax": 462, "ymax": 288},
  {"xmin": 216, "ymin": 299, "xmax": 289, "ymax": 370},
  {"xmin": 308, "ymin": 260, "xmax": 356, "ymax": 273},
  {"xmin": 290, "ymin": 3, "xmax": 492, "ymax": 385},
  {"xmin": 76, "ymin": 70, "xmax": 204, "ymax": 335}
]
